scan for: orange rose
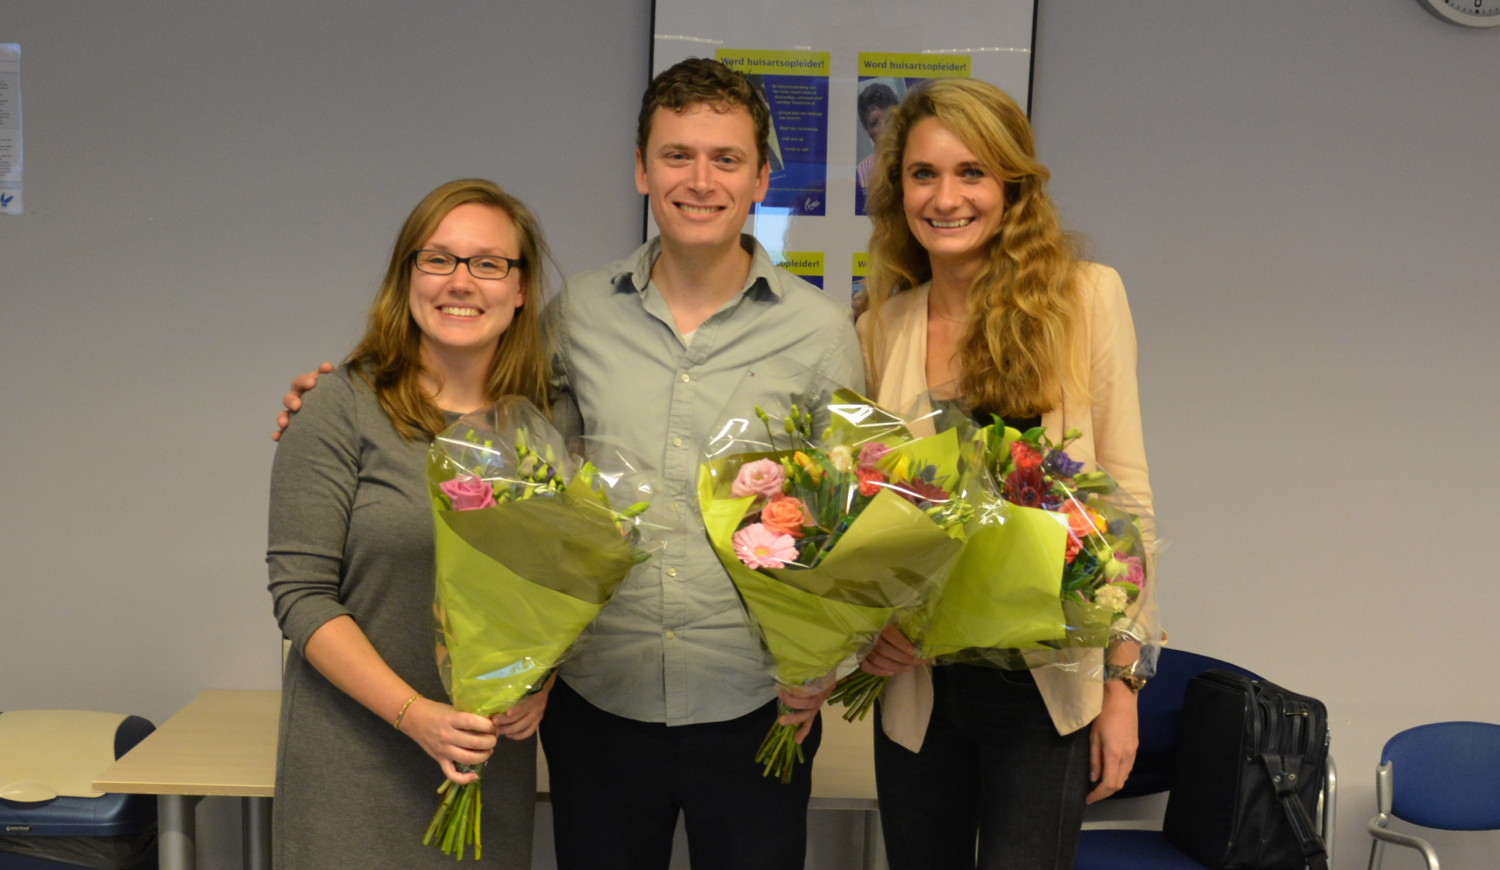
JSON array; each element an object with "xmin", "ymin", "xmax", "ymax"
[
  {"xmin": 1061, "ymin": 500, "xmax": 1105, "ymax": 563},
  {"xmin": 760, "ymin": 495, "xmax": 812, "ymax": 538}
]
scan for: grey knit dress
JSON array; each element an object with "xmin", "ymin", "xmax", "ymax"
[{"xmin": 267, "ymin": 367, "xmax": 534, "ymax": 869}]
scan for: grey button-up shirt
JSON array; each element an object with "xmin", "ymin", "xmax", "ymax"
[{"xmin": 548, "ymin": 235, "xmax": 864, "ymax": 725}]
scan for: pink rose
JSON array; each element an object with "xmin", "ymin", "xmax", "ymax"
[
  {"xmin": 440, "ymin": 475, "xmax": 496, "ymax": 511},
  {"xmin": 732, "ymin": 458, "xmax": 786, "ymax": 499},
  {"xmin": 733, "ymin": 523, "xmax": 799, "ymax": 569},
  {"xmin": 1115, "ymin": 553, "xmax": 1145, "ymax": 589},
  {"xmin": 857, "ymin": 442, "xmax": 891, "ymax": 469},
  {"xmin": 759, "ymin": 495, "xmax": 812, "ymax": 538}
]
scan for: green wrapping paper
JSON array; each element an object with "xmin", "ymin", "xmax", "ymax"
[
  {"xmin": 697, "ymin": 372, "xmax": 985, "ymax": 780},
  {"xmin": 433, "ymin": 484, "xmax": 637, "ymax": 716},
  {"xmin": 700, "ymin": 466, "xmax": 962, "ymax": 685},
  {"xmin": 913, "ymin": 504, "xmax": 1068, "ymax": 658},
  {"xmin": 422, "ymin": 397, "xmax": 658, "ymax": 858}
]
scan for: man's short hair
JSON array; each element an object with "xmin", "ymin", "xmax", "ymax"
[
  {"xmin": 637, "ymin": 58, "xmax": 773, "ymax": 170},
  {"xmin": 857, "ymin": 82, "xmax": 900, "ymax": 127}
]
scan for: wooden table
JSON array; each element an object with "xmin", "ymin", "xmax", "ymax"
[
  {"xmin": 93, "ymin": 689, "xmax": 278, "ymax": 870},
  {"xmin": 94, "ymin": 688, "xmax": 886, "ymax": 870}
]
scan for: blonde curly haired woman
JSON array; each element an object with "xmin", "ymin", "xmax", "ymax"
[{"xmin": 855, "ymin": 79, "xmax": 1157, "ymax": 869}]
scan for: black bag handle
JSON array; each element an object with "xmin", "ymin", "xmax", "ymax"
[{"xmin": 1259, "ymin": 753, "xmax": 1328, "ymax": 870}]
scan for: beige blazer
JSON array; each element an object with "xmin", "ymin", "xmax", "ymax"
[{"xmin": 856, "ymin": 262, "xmax": 1156, "ymax": 750}]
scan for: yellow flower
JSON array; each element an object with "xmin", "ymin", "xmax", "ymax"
[{"xmin": 792, "ymin": 451, "xmax": 824, "ymax": 482}]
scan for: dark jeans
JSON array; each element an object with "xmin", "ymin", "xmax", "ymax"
[
  {"xmin": 540, "ymin": 678, "xmax": 823, "ymax": 870},
  {"xmin": 874, "ymin": 665, "xmax": 1091, "ymax": 870}
]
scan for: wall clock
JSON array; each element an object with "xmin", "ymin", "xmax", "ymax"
[{"xmin": 1418, "ymin": 0, "xmax": 1500, "ymax": 27}]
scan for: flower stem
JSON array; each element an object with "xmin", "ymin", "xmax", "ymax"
[
  {"xmin": 753, "ymin": 704, "xmax": 806, "ymax": 784},
  {"xmin": 829, "ymin": 670, "xmax": 887, "ymax": 723},
  {"xmin": 422, "ymin": 764, "xmax": 485, "ymax": 859}
]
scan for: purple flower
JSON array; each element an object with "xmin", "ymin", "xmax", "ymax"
[
  {"xmin": 440, "ymin": 475, "xmax": 496, "ymax": 511},
  {"xmin": 1045, "ymin": 449, "xmax": 1084, "ymax": 478},
  {"xmin": 731, "ymin": 458, "xmax": 786, "ymax": 499}
]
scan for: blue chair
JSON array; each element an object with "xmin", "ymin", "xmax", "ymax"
[
  {"xmin": 1367, "ymin": 720, "xmax": 1500, "ymax": 870},
  {"xmin": 1073, "ymin": 648, "xmax": 1337, "ymax": 869}
]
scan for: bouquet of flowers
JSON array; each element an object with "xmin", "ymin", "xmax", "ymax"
[
  {"xmin": 832, "ymin": 418, "xmax": 1156, "ymax": 721},
  {"xmin": 969, "ymin": 422, "xmax": 1153, "ymax": 653},
  {"xmin": 423, "ymin": 397, "xmax": 659, "ymax": 859},
  {"xmin": 698, "ymin": 370, "xmax": 971, "ymax": 782}
]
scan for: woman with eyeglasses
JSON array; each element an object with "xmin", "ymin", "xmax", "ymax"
[
  {"xmin": 855, "ymin": 79, "xmax": 1157, "ymax": 869},
  {"xmin": 267, "ymin": 179, "xmax": 553, "ymax": 868}
]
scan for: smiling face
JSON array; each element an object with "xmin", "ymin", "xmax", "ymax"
[
  {"xmin": 407, "ymin": 202, "xmax": 525, "ymax": 369},
  {"xmin": 635, "ymin": 102, "xmax": 769, "ymax": 255},
  {"xmin": 901, "ymin": 116, "xmax": 1007, "ymax": 273}
]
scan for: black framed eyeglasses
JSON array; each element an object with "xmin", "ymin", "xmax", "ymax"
[{"xmin": 411, "ymin": 249, "xmax": 524, "ymax": 280}]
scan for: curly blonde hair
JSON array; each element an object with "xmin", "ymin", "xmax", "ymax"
[
  {"xmin": 347, "ymin": 178, "xmax": 552, "ymax": 440},
  {"xmin": 864, "ymin": 78, "xmax": 1087, "ymax": 419}
]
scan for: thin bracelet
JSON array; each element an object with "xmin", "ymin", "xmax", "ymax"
[{"xmin": 393, "ymin": 693, "xmax": 422, "ymax": 730}]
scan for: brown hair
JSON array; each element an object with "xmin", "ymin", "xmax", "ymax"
[
  {"xmin": 864, "ymin": 78, "xmax": 1087, "ymax": 418},
  {"xmin": 346, "ymin": 178, "xmax": 552, "ymax": 440},
  {"xmin": 636, "ymin": 57, "xmax": 773, "ymax": 170}
]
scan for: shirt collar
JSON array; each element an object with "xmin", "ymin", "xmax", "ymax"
[{"xmin": 611, "ymin": 234, "xmax": 784, "ymax": 300}]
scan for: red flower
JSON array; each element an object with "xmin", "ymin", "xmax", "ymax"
[
  {"xmin": 1004, "ymin": 467, "xmax": 1047, "ymax": 508},
  {"xmin": 856, "ymin": 466, "xmax": 887, "ymax": 497},
  {"xmin": 1010, "ymin": 441, "xmax": 1044, "ymax": 471},
  {"xmin": 900, "ymin": 477, "xmax": 949, "ymax": 505}
]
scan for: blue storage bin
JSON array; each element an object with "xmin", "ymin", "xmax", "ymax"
[{"xmin": 0, "ymin": 711, "xmax": 158, "ymax": 870}]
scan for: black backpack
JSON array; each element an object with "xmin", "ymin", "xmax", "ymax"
[{"xmin": 1162, "ymin": 668, "xmax": 1330, "ymax": 870}]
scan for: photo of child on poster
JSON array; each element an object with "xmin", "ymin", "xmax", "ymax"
[{"xmin": 854, "ymin": 76, "xmax": 929, "ymax": 216}]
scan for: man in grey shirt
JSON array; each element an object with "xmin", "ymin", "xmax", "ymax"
[{"xmin": 540, "ymin": 59, "xmax": 862, "ymax": 869}]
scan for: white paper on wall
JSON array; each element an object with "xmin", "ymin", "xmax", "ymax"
[{"xmin": 0, "ymin": 43, "xmax": 22, "ymax": 215}]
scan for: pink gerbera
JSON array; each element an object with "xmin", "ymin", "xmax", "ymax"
[{"xmin": 733, "ymin": 523, "xmax": 799, "ymax": 569}]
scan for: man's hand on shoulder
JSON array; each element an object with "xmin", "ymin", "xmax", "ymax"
[{"xmin": 272, "ymin": 361, "xmax": 335, "ymax": 441}]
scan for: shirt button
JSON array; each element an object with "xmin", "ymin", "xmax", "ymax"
[
  {"xmin": 672, "ymin": 437, "xmax": 684, "ymax": 447},
  {"xmin": 666, "ymin": 567, "xmax": 678, "ymax": 577},
  {"xmin": 664, "ymin": 630, "xmax": 677, "ymax": 640},
  {"xmin": 679, "ymin": 373, "xmax": 691, "ymax": 383}
]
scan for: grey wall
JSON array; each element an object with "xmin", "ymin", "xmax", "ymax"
[
  {"xmin": 2, "ymin": 2, "xmax": 1497, "ymax": 868},
  {"xmin": 1032, "ymin": 3, "xmax": 1500, "ymax": 866}
]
